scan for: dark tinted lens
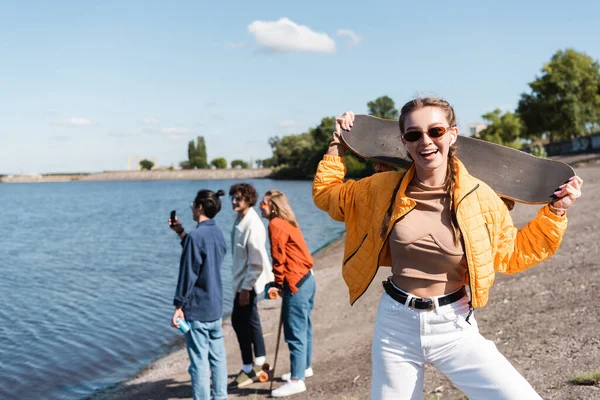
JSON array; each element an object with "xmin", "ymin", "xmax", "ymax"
[
  {"xmin": 403, "ymin": 131, "xmax": 422, "ymax": 142},
  {"xmin": 427, "ymin": 127, "xmax": 447, "ymax": 138}
]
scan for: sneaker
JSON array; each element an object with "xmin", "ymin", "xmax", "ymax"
[
  {"xmin": 281, "ymin": 367, "xmax": 313, "ymax": 382},
  {"xmin": 271, "ymin": 380, "xmax": 307, "ymax": 397},
  {"xmin": 233, "ymin": 369, "xmax": 257, "ymax": 388}
]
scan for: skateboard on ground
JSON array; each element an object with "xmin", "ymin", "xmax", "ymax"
[
  {"xmin": 340, "ymin": 115, "xmax": 576, "ymax": 205},
  {"xmin": 257, "ymin": 363, "xmax": 271, "ymax": 383}
]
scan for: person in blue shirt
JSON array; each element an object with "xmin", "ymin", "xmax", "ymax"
[{"xmin": 169, "ymin": 189, "xmax": 228, "ymax": 400}]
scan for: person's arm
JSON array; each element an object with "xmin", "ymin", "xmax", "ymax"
[
  {"xmin": 169, "ymin": 216, "xmax": 187, "ymax": 242},
  {"xmin": 493, "ymin": 198, "xmax": 567, "ymax": 274},
  {"xmin": 173, "ymin": 235, "xmax": 202, "ymax": 308},
  {"xmin": 493, "ymin": 175, "xmax": 582, "ymax": 274},
  {"xmin": 240, "ymin": 224, "xmax": 268, "ymax": 291},
  {"xmin": 312, "ymin": 111, "xmax": 374, "ymax": 222},
  {"xmin": 268, "ymin": 221, "xmax": 288, "ymax": 289}
]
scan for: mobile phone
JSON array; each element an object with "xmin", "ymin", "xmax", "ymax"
[{"xmin": 170, "ymin": 210, "xmax": 176, "ymax": 225}]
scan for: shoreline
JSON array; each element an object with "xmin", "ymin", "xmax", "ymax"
[
  {"xmin": 4, "ymin": 151, "xmax": 599, "ymax": 185},
  {"xmin": 0, "ymin": 168, "xmax": 273, "ymax": 183},
  {"xmin": 86, "ymin": 233, "xmax": 347, "ymax": 400}
]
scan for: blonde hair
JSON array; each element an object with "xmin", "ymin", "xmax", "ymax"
[
  {"xmin": 265, "ymin": 190, "xmax": 299, "ymax": 227},
  {"xmin": 380, "ymin": 97, "xmax": 460, "ymax": 245}
]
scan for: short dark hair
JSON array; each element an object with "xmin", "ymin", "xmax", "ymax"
[
  {"xmin": 194, "ymin": 189, "xmax": 225, "ymax": 219},
  {"xmin": 229, "ymin": 183, "xmax": 257, "ymax": 207}
]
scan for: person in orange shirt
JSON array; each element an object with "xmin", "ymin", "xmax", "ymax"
[{"xmin": 260, "ymin": 190, "xmax": 315, "ymax": 398}]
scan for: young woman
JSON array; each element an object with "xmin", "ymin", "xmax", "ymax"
[
  {"xmin": 169, "ymin": 189, "xmax": 228, "ymax": 400},
  {"xmin": 228, "ymin": 183, "xmax": 274, "ymax": 388},
  {"xmin": 312, "ymin": 97, "xmax": 583, "ymax": 400},
  {"xmin": 260, "ymin": 190, "xmax": 315, "ymax": 398}
]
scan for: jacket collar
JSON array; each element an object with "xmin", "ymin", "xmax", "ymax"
[
  {"xmin": 235, "ymin": 207, "xmax": 259, "ymax": 231},
  {"xmin": 198, "ymin": 219, "xmax": 216, "ymax": 226},
  {"xmin": 389, "ymin": 158, "xmax": 479, "ymax": 224}
]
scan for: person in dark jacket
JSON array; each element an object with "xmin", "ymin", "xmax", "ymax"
[{"xmin": 169, "ymin": 189, "xmax": 228, "ymax": 400}]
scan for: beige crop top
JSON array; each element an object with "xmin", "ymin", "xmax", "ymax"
[{"xmin": 390, "ymin": 179, "xmax": 467, "ymax": 285}]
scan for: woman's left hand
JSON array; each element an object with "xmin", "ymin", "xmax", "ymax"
[{"xmin": 552, "ymin": 176, "xmax": 584, "ymax": 211}]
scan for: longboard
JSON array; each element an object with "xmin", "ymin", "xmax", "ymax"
[{"xmin": 340, "ymin": 115, "xmax": 575, "ymax": 204}]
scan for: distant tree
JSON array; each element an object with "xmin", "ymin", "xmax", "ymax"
[
  {"xmin": 261, "ymin": 158, "xmax": 274, "ymax": 168},
  {"xmin": 231, "ymin": 159, "xmax": 249, "ymax": 169},
  {"xmin": 187, "ymin": 140, "xmax": 197, "ymax": 162},
  {"xmin": 517, "ymin": 48, "xmax": 600, "ymax": 141},
  {"xmin": 139, "ymin": 159, "xmax": 154, "ymax": 170},
  {"xmin": 367, "ymin": 95, "xmax": 399, "ymax": 120},
  {"xmin": 478, "ymin": 109, "xmax": 523, "ymax": 148},
  {"xmin": 196, "ymin": 136, "xmax": 208, "ymax": 167},
  {"xmin": 179, "ymin": 160, "xmax": 193, "ymax": 170},
  {"xmin": 210, "ymin": 157, "xmax": 227, "ymax": 169},
  {"xmin": 185, "ymin": 136, "xmax": 209, "ymax": 168},
  {"xmin": 255, "ymin": 159, "xmax": 263, "ymax": 168}
]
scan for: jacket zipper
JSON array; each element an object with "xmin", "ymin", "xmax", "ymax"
[
  {"xmin": 455, "ymin": 184, "xmax": 480, "ymax": 322},
  {"xmin": 343, "ymin": 233, "xmax": 368, "ymax": 265},
  {"xmin": 484, "ymin": 223, "xmax": 492, "ymax": 245},
  {"xmin": 351, "ymin": 204, "xmax": 416, "ymax": 306},
  {"xmin": 351, "ymin": 183, "xmax": 480, "ymax": 307}
]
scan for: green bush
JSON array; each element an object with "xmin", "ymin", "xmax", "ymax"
[
  {"xmin": 210, "ymin": 157, "xmax": 227, "ymax": 169},
  {"xmin": 231, "ymin": 159, "xmax": 249, "ymax": 169},
  {"xmin": 530, "ymin": 144, "xmax": 548, "ymax": 158},
  {"xmin": 139, "ymin": 159, "xmax": 154, "ymax": 170}
]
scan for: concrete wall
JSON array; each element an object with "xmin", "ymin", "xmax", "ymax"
[{"xmin": 1, "ymin": 168, "xmax": 273, "ymax": 183}]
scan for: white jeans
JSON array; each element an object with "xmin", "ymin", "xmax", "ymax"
[{"xmin": 371, "ymin": 291, "xmax": 542, "ymax": 400}]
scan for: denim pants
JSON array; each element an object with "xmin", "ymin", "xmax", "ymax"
[
  {"xmin": 371, "ymin": 290, "xmax": 542, "ymax": 400},
  {"xmin": 282, "ymin": 271, "xmax": 316, "ymax": 381},
  {"xmin": 185, "ymin": 319, "xmax": 228, "ymax": 400},
  {"xmin": 231, "ymin": 289, "xmax": 266, "ymax": 364}
]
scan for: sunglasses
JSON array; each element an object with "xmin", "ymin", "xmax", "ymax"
[
  {"xmin": 403, "ymin": 126, "xmax": 451, "ymax": 143},
  {"xmin": 230, "ymin": 195, "xmax": 243, "ymax": 203}
]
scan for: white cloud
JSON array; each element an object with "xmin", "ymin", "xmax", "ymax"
[
  {"xmin": 57, "ymin": 117, "xmax": 93, "ymax": 127},
  {"xmin": 248, "ymin": 18, "xmax": 335, "ymax": 53},
  {"xmin": 279, "ymin": 120, "xmax": 297, "ymax": 128},
  {"xmin": 226, "ymin": 42, "xmax": 247, "ymax": 49},
  {"xmin": 141, "ymin": 118, "xmax": 160, "ymax": 126},
  {"xmin": 336, "ymin": 29, "xmax": 362, "ymax": 46},
  {"xmin": 160, "ymin": 127, "xmax": 191, "ymax": 135}
]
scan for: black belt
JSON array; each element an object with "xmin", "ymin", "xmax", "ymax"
[{"xmin": 382, "ymin": 279, "xmax": 467, "ymax": 311}]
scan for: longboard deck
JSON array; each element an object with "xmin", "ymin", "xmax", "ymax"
[{"xmin": 341, "ymin": 115, "xmax": 575, "ymax": 205}]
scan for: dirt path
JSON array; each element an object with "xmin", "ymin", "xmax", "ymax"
[{"xmin": 90, "ymin": 163, "xmax": 600, "ymax": 400}]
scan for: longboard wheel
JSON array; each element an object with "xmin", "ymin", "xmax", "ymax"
[
  {"xmin": 262, "ymin": 363, "xmax": 270, "ymax": 372},
  {"xmin": 257, "ymin": 370, "xmax": 270, "ymax": 383}
]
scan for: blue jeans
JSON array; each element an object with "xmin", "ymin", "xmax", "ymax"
[
  {"xmin": 185, "ymin": 319, "xmax": 228, "ymax": 400},
  {"xmin": 282, "ymin": 272, "xmax": 316, "ymax": 381}
]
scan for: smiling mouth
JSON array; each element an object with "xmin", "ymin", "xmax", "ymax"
[{"xmin": 419, "ymin": 149, "xmax": 438, "ymax": 157}]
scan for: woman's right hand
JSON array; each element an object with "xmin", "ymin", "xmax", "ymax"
[
  {"xmin": 332, "ymin": 111, "xmax": 355, "ymax": 144},
  {"xmin": 327, "ymin": 111, "xmax": 355, "ymax": 156}
]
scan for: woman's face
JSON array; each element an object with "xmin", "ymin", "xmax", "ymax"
[
  {"xmin": 259, "ymin": 195, "xmax": 271, "ymax": 219},
  {"xmin": 231, "ymin": 192, "xmax": 250, "ymax": 213},
  {"xmin": 401, "ymin": 106, "xmax": 458, "ymax": 175}
]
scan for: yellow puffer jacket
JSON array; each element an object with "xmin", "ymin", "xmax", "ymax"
[{"xmin": 312, "ymin": 155, "xmax": 568, "ymax": 308}]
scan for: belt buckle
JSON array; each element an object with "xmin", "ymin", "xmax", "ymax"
[{"xmin": 408, "ymin": 297, "xmax": 435, "ymax": 311}]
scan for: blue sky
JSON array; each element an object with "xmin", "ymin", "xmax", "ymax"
[{"xmin": 1, "ymin": 0, "xmax": 599, "ymax": 174}]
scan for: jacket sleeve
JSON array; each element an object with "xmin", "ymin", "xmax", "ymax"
[
  {"xmin": 493, "ymin": 201, "xmax": 568, "ymax": 274},
  {"xmin": 268, "ymin": 222, "xmax": 288, "ymax": 287},
  {"xmin": 312, "ymin": 155, "xmax": 373, "ymax": 222},
  {"xmin": 240, "ymin": 222, "xmax": 269, "ymax": 291},
  {"xmin": 173, "ymin": 235, "xmax": 202, "ymax": 308}
]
